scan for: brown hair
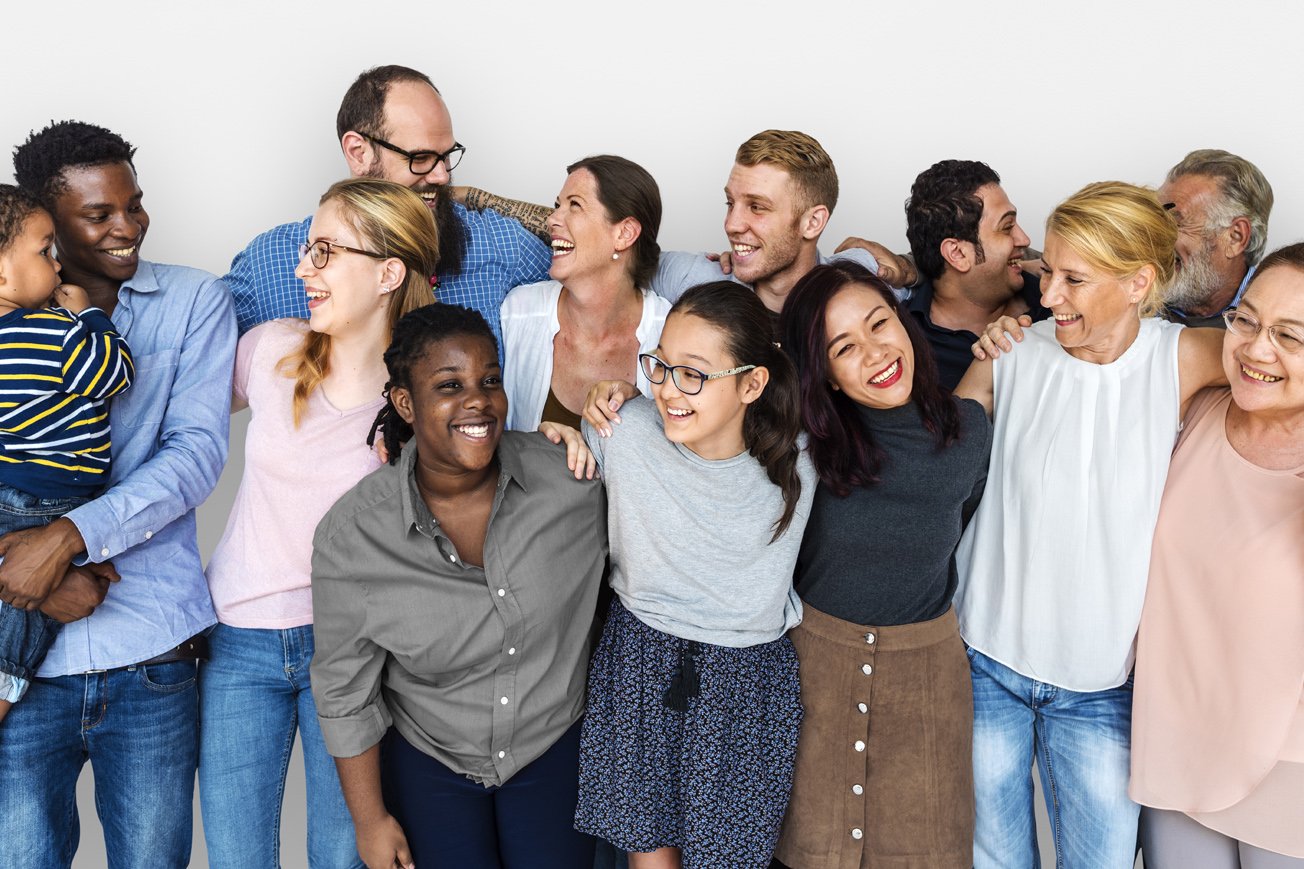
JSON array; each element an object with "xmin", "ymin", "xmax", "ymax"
[
  {"xmin": 566, "ymin": 155, "xmax": 662, "ymax": 290},
  {"xmin": 735, "ymin": 130, "xmax": 839, "ymax": 215},
  {"xmin": 336, "ymin": 65, "xmax": 438, "ymax": 142}
]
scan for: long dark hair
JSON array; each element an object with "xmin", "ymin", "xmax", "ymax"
[
  {"xmin": 368, "ymin": 303, "xmax": 499, "ymax": 464},
  {"xmin": 673, "ymin": 281, "xmax": 802, "ymax": 541},
  {"xmin": 779, "ymin": 262, "xmax": 962, "ymax": 496},
  {"xmin": 566, "ymin": 154, "xmax": 662, "ymax": 289}
]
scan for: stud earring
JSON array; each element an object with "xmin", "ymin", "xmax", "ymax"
[{"xmin": 613, "ymin": 252, "xmax": 620, "ymax": 260}]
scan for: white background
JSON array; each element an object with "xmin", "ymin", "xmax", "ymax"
[{"xmin": 4, "ymin": 0, "xmax": 1300, "ymax": 865}]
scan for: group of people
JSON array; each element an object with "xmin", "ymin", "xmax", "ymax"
[{"xmin": 0, "ymin": 62, "xmax": 1297, "ymax": 869}]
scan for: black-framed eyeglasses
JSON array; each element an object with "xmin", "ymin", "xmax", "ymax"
[
  {"xmin": 1224, "ymin": 309, "xmax": 1304, "ymax": 355},
  {"xmin": 364, "ymin": 134, "xmax": 465, "ymax": 175},
  {"xmin": 639, "ymin": 353, "xmax": 756, "ymax": 396},
  {"xmin": 298, "ymin": 240, "xmax": 387, "ymax": 269}
]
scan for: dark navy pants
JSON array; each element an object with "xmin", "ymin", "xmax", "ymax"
[{"xmin": 383, "ymin": 718, "xmax": 595, "ymax": 868}]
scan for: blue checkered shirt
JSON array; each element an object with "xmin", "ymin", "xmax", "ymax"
[{"xmin": 225, "ymin": 203, "xmax": 552, "ymax": 356}]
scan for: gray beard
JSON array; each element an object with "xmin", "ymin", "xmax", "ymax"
[{"xmin": 1165, "ymin": 241, "xmax": 1223, "ymax": 312}]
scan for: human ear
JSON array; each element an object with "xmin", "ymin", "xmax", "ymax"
[
  {"xmin": 1224, "ymin": 216, "xmax": 1252, "ymax": 259},
  {"xmin": 391, "ymin": 386, "xmax": 416, "ymax": 425},
  {"xmin": 1128, "ymin": 265, "xmax": 1155, "ymax": 305},
  {"xmin": 341, "ymin": 131, "xmax": 374, "ymax": 177},
  {"xmin": 614, "ymin": 217, "xmax": 642, "ymax": 253},
  {"xmin": 380, "ymin": 259, "xmax": 407, "ymax": 293},
  {"xmin": 940, "ymin": 239, "xmax": 972, "ymax": 274},
  {"xmin": 800, "ymin": 205, "xmax": 830, "ymax": 240},
  {"xmin": 739, "ymin": 366, "xmax": 771, "ymax": 406}
]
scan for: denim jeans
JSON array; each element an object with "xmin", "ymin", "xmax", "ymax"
[
  {"xmin": 968, "ymin": 646, "xmax": 1138, "ymax": 869},
  {"xmin": 0, "ymin": 659, "xmax": 199, "ymax": 869},
  {"xmin": 198, "ymin": 622, "xmax": 362, "ymax": 869},
  {"xmin": 0, "ymin": 484, "xmax": 88, "ymax": 697}
]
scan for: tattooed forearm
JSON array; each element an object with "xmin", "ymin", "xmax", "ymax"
[{"xmin": 462, "ymin": 188, "xmax": 552, "ymax": 243}]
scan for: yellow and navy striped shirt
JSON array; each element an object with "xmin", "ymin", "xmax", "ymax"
[{"xmin": 0, "ymin": 305, "xmax": 134, "ymax": 498}]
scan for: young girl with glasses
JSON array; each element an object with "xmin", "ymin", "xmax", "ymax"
[
  {"xmin": 198, "ymin": 177, "xmax": 436, "ymax": 869},
  {"xmin": 575, "ymin": 280, "xmax": 816, "ymax": 869}
]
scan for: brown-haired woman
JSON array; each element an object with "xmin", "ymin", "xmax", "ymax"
[
  {"xmin": 501, "ymin": 154, "xmax": 670, "ymax": 431},
  {"xmin": 773, "ymin": 261, "xmax": 990, "ymax": 868},
  {"xmin": 198, "ymin": 177, "xmax": 437, "ymax": 868}
]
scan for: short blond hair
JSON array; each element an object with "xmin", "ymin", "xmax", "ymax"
[
  {"xmin": 1046, "ymin": 181, "xmax": 1177, "ymax": 318},
  {"xmin": 282, "ymin": 177, "xmax": 440, "ymax": 425},
  {"xmin": 735, "ymin": 130, "xmax": 838, "ymax": 215},
  {"xmin": 1166, "ymin": 149, "xmax": 1273, "ymax": 266}
]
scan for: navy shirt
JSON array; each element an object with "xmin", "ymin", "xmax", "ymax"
[{"xmin": 908, "ymin": 272, "xmax": 1050, "ymax": 391}]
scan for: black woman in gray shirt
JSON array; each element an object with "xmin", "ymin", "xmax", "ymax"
[{"xmin": 773, "ymin": 262, "xmax": 991, "ymax": 869}]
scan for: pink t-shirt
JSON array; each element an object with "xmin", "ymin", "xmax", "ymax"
[
  {"xmin": 205, "ymin": 320, "xmax": 384, "ymax": 629},
  {"xmin": 1131, "ymin": 387, "xmax": 1304, "ymax": 856}
]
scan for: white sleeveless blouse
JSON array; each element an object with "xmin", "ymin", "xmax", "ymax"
[{"xmin": 955, "ymin": 317, "xmax": 1185, "ymax": 692}]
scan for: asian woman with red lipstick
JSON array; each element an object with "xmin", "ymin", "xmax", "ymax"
[{"xmin": 772, "ymin": 261, "xmax": 990, "ymax": 869}]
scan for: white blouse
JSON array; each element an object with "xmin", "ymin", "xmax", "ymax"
[
  {"xmin": 954, "ymin": 317, "xmax": 1185, "ymax": 692},
  {"xmin": 501, "ymin": 280, "xmax": 671, "ymax": 432}
]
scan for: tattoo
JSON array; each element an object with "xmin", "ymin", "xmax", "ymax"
[{"xmin": 462, "ymin": 188, "xmax": 551, "ymax": 243}]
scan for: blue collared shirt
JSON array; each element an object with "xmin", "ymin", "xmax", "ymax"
[
  {"xmin": 39, "ymin": 260, "xmax": 236, "ymax": 676},
  {"xmin": 225, "ymin": 204, "xmax": 552, "ymax": 355}
]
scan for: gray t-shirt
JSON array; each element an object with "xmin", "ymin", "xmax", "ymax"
[{"xmin": 583, "ymin": 396, "xmax": 816, "ymax": 647}]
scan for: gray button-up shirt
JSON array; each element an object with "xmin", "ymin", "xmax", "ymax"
[{"xmin": 309, "ymin": 431, "xmax": 607, "ymax": 786}]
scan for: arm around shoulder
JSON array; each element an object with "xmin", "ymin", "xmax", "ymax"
[
  {"xmin": 1177, "ymin": 326, "xmax": 1228, "ymax": 409},
  {"xmin": 953, "ymin": 357, "xmax": 995, "ymax": 419}
]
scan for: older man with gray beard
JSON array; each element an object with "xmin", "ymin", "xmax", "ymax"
[{"xmin": 1158, "ymin": 149, "xmax": 1273, "ymax": 329}]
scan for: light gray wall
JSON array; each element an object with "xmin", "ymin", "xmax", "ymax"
[{"xmin": 5, "ymin": 0, "xmax": 1284, "ymax": 864}]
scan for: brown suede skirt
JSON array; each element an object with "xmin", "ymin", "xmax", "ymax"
[{"xmin": 774, "ymin": 603, "xmax": 974, "ymax": 869}]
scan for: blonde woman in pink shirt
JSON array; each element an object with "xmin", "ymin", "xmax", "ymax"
[
  {"xmin": 1132, "ymin": 242, "xmax": 1304, "ymax": 868},
  {"xmin": 199, "ymin": 178, "xmax": 437, "ymax": 869}
]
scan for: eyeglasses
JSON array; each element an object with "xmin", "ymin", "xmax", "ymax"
[
  {"xmin": 1224, "ymin": 310, "xmax": 1304, "ymax": 355},
  {"xmin": 364, "ymin": 134, "xmax": 465, "ymax": 176},
  {"xmin": 298, "ymin": 240, "xmax": 387, "ymax": 269},
  {"xmin": 639, "ymin": 353, "xmax": 756, "ymax": 396}
]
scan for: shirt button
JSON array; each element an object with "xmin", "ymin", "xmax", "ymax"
[
  {"xmin": 500, "ymin": 696, "xmax": 509, "ymax": 705},
  {"xmin": 449, "ymin": 554, "xmax": 457, "ymax": 562},
  {"xmin": 101, "ymin": 548, "xmax": 110, "ymax": 557},
  {"xmin": 854, "ymin": 740, "xmax": 865, "ymax": 752},
  {"xmin": 508, "ymin": 647, "xmax": 516, "ymax": 655},
  {"xmin": 861, "ymin": 664, "xmax": 873, "ymax": 675},
  {"xmin": 852, "ymin": 828, "xmax": 863, "ymax": 839},
  {"xmin": 144, "ymin": 531, "xmax": 152, "ymax": 540},
  {"xmin": 857, "ymin": 702, "xmax": 868, "ymax": 713},
  {"xmin": 498, "ymin": 750, "xmax": 505, "ymax": 759},
  {"xmin": 852, "ymin": 784, "xmax": 864, "ymax": 795},
  {"xmin": 865, "ymin": 632, "xmax": 875, "ymax": 644},
  {"xmin": 497, "ymin": 589, "xmax": 505, "ymax": 597}
]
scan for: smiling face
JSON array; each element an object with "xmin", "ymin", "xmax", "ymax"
[
  {"xmin": 723, "ymin": 162, "xmax": 810, "ymax": 286},
  {"xmin": 295, "ymin": 200, "xmax": 394, "ymax": 338},
  {"xmin": 1040, "ymin": 233, "xmax": 1149, "ymax": 362},
  {"xmin": 966, "ymin": 183, "xmax": 1031, "ymax": 295},
  {"xmin": 651, "ymin": 310, "xmax": 764, "ymax": 460},
  {"xmin": 365, "ymin": 81, "xmax": 457, "ymax": 209},
  {"xmin": 823, "ymin": 282, "xmax": 915, "ymax": 409},
  {"xmin": 393, "ymin": 333, "xmax": 506, "ymax": 476},
  {"xmin": 48, "ymin": 161, "xmax": 148, "ymax": 285},
  {"xmin": 546, "ymin": 168, "xmax": 626, "ymax": 284},
  {"xmin": 0, "ymin": 209, "xmax": 62, "ymax": 313},
  {"xmin": 1224, "ymin": 266, "xmax": 1304, "ymax": 416}
]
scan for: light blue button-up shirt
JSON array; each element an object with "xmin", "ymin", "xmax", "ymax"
[{"xmin": 38, "ymin": 260, "xmax": 236, "ymax": 676}]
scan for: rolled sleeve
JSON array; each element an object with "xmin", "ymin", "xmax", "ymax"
[
  {"xmin": 65, "ymin": 277, "xmax": 236, "ymax": 563},
  {"xmin": 309, "ymin": 523, "xmax": 393, "ymax": 758}
]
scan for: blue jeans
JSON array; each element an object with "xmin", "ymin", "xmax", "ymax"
[
  {"xmin": 0, "ymin": 485, "xmax": 88, "ymax": 696},
  {"xmin": 968, "ymin": 646, "xmax": 1138, "ymax": 869},
  {"xmin": 198, "ymin": 622, "xmax": 362, "ymax": 869},
  {"xmin": 0, "ymin": 660, "xmax": 200, "ymax": 869}
]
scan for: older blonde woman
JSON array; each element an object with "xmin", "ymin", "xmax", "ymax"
[
  {"xmin": 1131, "ymin": 243, "xmax": 1304, "ymax": 868},
  {"xmin": 199, "ymin": 177, "xmax": 437, "ymax": 869},
  {"xmin": 953, "ymin": 182, "xmax": 1226, "ymax": 869}
]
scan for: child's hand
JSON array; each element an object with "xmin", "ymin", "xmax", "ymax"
[{"xmin": 51, "ymin": 283, "xmax": 90, "ymax": 314}]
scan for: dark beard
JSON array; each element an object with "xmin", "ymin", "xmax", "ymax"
[{"xmin": 430, "ymin": 186, "xmax": 466, "ymax": 279}]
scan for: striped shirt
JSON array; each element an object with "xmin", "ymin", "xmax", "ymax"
[{"xmin": 0, "ymin": 305, "xmax": 134, "ymax": 498}]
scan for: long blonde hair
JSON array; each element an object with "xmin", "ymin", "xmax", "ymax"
[
  {"xmin": 281, "ymin": 177, "xmax": 440, "ymax": 425},
  {"xmin": 1046, "ymin": 181, "xmax": 1177, "ymax": 318}
]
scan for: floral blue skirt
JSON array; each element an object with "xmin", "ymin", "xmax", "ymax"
[{"xmin": 574, "ymin": 598, "xmax": 803, "ymax": 869}]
